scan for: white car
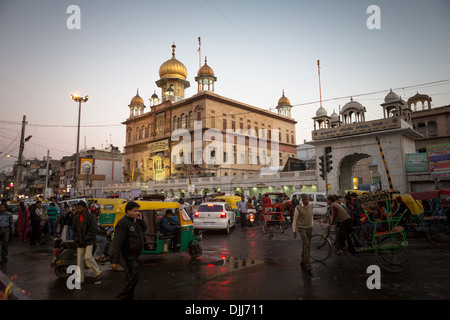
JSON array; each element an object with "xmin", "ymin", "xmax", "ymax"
[
  {"xmin": 193, "ymin": 202, "xmax": 236, "ymax": 234},
  {"xmin": 290, "ymin": 192, "xmax": 329, "ymax": 216}
]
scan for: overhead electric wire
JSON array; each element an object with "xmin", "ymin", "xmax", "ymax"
[{"xmin": 0, "ymin": 79, "xmax": 450, "ymax": 134}]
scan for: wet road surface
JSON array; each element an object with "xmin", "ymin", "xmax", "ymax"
[{"xmin": 1, "ymin": 220, "xmax": 450, "ymax": 301}]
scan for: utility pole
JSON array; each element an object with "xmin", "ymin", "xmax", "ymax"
[
  {"xmin": 44, "ymin": 150, "xmax": 50, "ymax": 199},
  {"xmin": 14, "ymin": 115, "xmax": 27, "ymax": 198}
]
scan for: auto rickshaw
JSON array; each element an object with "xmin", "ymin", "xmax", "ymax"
[
  {"xmin": 113, "ymin": 201, "xmax": 202, "ymax": 259},
  {"xmin": 214, "ymin": 195, "xmax": 241, "ymax": 216},
  {"xmin": 87, "ymin": 198, "xmax": 127, "ymax": 227}
]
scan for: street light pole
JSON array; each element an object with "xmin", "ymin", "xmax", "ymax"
[{"xmin": 71, "ymin": 94, "xmax": 89, "ymax": 197}]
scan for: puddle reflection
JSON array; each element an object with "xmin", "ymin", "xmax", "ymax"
[{"xmin": 191, "ymin": 254, "xmax": 264, "ymax": 287}]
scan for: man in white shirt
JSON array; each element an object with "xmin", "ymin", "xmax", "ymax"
[{"xmin": 292, "ymin": 194, "xmax": 314, "ymax": 271}]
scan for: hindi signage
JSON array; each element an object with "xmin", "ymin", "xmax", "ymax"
[
  {"xmin": 312, "ymin": 117, "xmax": 401, "ymax": 140},
  {"xmin": 427, "ymin": 142, "xmax": 450, "ymax": 179}
]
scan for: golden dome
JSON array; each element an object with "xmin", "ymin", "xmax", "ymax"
[
  {"xmin": 197, "ymin": 57, "xmax": 214, "ymax": 76},
  {"xmin": 278, "ymin": 90, "xmax": 290, "ymax": 106},
  {"xmin": 159, "ymin": 44, "xmax": 188, "ymax": 80},
  {"xmin": 130, "ymin": 89, "xmax": 144, "ymax": 105}
]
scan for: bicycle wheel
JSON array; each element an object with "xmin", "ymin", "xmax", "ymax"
[
  {"xmin": 426, "ymin": 225, "xmax": 450, "ymax": 246},
  {"xmin": 310, "ymin": 234, "xmax": 332, "ymax": 262},
  {"xmin": 375, "ymin": 238, "xmax": 410, "ymax": 273}
]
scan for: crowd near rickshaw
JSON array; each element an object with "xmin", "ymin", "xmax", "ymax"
[
  {"xmin": 5, "ymin": 187, "xmax": 449, "ymax": 281},
  {"xmin": 311, "ymin": 189, "xmax": 450, "ymax": 273}
]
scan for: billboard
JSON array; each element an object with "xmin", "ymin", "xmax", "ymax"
[
  {"xmin": 405, "ymin": 153, "xmax": 429, "ymax": 172},
  {"xmin": 427, "ymin": 142, "xmax": 450, "ymax": 179}
]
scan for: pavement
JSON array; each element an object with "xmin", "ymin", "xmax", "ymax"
[{"xmin": 1, "ymin": 222, "xmax": 450, "ymax": 302}]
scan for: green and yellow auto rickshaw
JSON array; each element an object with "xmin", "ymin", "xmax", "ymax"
[
  {"xmin": 87, "ymin": 198, "xmax": 127, "ymax": 227},
  {"xmin": 113, "ymin": 201, "xmax": 202, "ymax": 259}
]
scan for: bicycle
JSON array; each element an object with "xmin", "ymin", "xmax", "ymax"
[
  {"xmin": 310, "ymin": 207, "xmax": 411, "ymax": 273},
  {"xmin": 310, "ymin": 227, "xmax": 333, "ymax": 262}
]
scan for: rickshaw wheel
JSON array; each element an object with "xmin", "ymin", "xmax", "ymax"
[
  {"xmin": 375, "ymin": 238, "xmax": 410, "ymax": 273},
  {"xmin": 426, "ymin": 226, "xmax": 450, "ymax": 246},
  {"xmin": 188, "ymin": 244, "xmax": 202, "ymax": 259},
  {"xmin": 310, "ymin": 234, "xmax": 332, "ymax": 262}
]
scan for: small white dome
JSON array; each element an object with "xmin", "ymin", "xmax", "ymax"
[
  {"xmin": 384, "ymin": 89, "xmax": 399, "ymax": 103},
  {"xmin": 330, "ymin": 110, "xmax": 339, "ymax": 121},
  {"xmin": 315, "ymin": 106, "xmax": 328, "ymax": 117},
  {"xmin": 342, "ymin": 97, "xmax": 365, "ymax": 113}
]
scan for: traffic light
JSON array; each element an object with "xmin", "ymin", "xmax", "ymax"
[
  {"xmin": 325, "ymin": 146, "xmax": 333, "ymax": 173},
  {"xmin": 319, "ymin": 155, "xmax": 326, "ymax": 180}
]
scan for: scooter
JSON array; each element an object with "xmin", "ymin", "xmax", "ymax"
[
  {"xmin": 51, "ymin": 238, "xmax": 112, "ymax": 278},
  {"xmin": 282, "ymin": 211, "xmax": 292, "ymax": 230}
]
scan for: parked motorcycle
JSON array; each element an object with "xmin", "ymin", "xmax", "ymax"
[{"xmin": 50, "ymin": 238, "xmax": 112, "ymax": 278}]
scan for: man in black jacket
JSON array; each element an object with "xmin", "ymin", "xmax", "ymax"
[
  {"xmin": 73, "ymin": 201, "xmax": 102, "ymax": 284},
  {"xmin": 112, "ymin": 201, "xmax": 147, "ymax": 300}
]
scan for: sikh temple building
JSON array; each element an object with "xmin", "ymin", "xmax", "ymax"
[{"xmin": 122, "ymin": 44, "xmax": 297, "ymax": 184}]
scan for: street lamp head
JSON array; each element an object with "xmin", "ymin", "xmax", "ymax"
[{"xmin": 71, "ymin": 93, "xmax": 89, "ymax": 102}]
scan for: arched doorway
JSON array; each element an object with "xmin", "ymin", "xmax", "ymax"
[{"xmin": 338, "ymin": 153, "xmax": 380, "ymax": 194}]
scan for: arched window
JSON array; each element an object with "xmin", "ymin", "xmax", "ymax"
[
  {"xmin": 428, "ymin": 120, "xmax": 437, "ymax": 137},
  {"xmin": 136, "ymin": 127, "xmax": 140, "ymax": 140},
  {"xmin": 141, "ymin": 126, "xmax": 145, "ymax": 139},
  {"xmin": 417, "ymin": 122, "xmax": 426, "ymax": 136},
  {"xmin": 181, "ymin": 113, "xmax": 186, "ymax": 129},
  {"xmin": 173, "ymin": 116, "xmax": 178, "ymax": 130},
  {"xmin": 188, "ymin": 111, "xmax": 193, "ymax": 127},
  {"xmin": 127, "ymin": 128, "xmax": 132, "ymax": 143}
]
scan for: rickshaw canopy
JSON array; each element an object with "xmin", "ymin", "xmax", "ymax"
[
  {"xmin": 392, "ymin": 193, "xmax": 424, "ymax": 216},
  {"xmin": 214, "ymin": 195, "xmax": 241, "ymax": 209},
  {"xmin": 114, "ymin": 201, "xmax": 189, "ymax": 228},
  {"xmin": 87, "ymin": 198, "xmax": 127, "ymax": 226}
]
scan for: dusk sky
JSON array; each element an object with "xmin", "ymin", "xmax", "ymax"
[{"xmin": 1, "ymin": 0, "xmax": 449, "ymax": 170}]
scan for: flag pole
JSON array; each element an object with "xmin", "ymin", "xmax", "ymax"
[
  {"xmin": 198, "ymin": 37, "xmax": 202, "ymax": 69},
  {"xmin": 317, "ymin": 59, "xmax": 323, "ymax": 108}
]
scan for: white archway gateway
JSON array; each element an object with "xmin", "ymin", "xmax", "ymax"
[
  {"xmin": 309, "ymin": 93, "xmax": 422, "ymax": 195},
  {"xmin": 310, "ymin": 120, "xmax": 422, "ymax": 194}
]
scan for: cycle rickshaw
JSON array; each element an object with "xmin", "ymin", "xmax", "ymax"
[
  {"xmin": 311, "ymin": 191, "xmax": 411, "ymax": 273},
  {"xmin": 260, "ymin": 192, "xmax": 285, "ymax": 233},
  {"xmin": 408, "ymin": 189, "xmax": 450, "ymax": 245}
]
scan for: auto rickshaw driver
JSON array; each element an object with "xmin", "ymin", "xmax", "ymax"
[{"xmin": 160, "ymin": 209, "xmax": 181, "ymax": 251}]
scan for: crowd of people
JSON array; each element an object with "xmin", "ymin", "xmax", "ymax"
[{"xmin": 0, "ymin": 197, "xmax": 110, "ymax": 264}]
